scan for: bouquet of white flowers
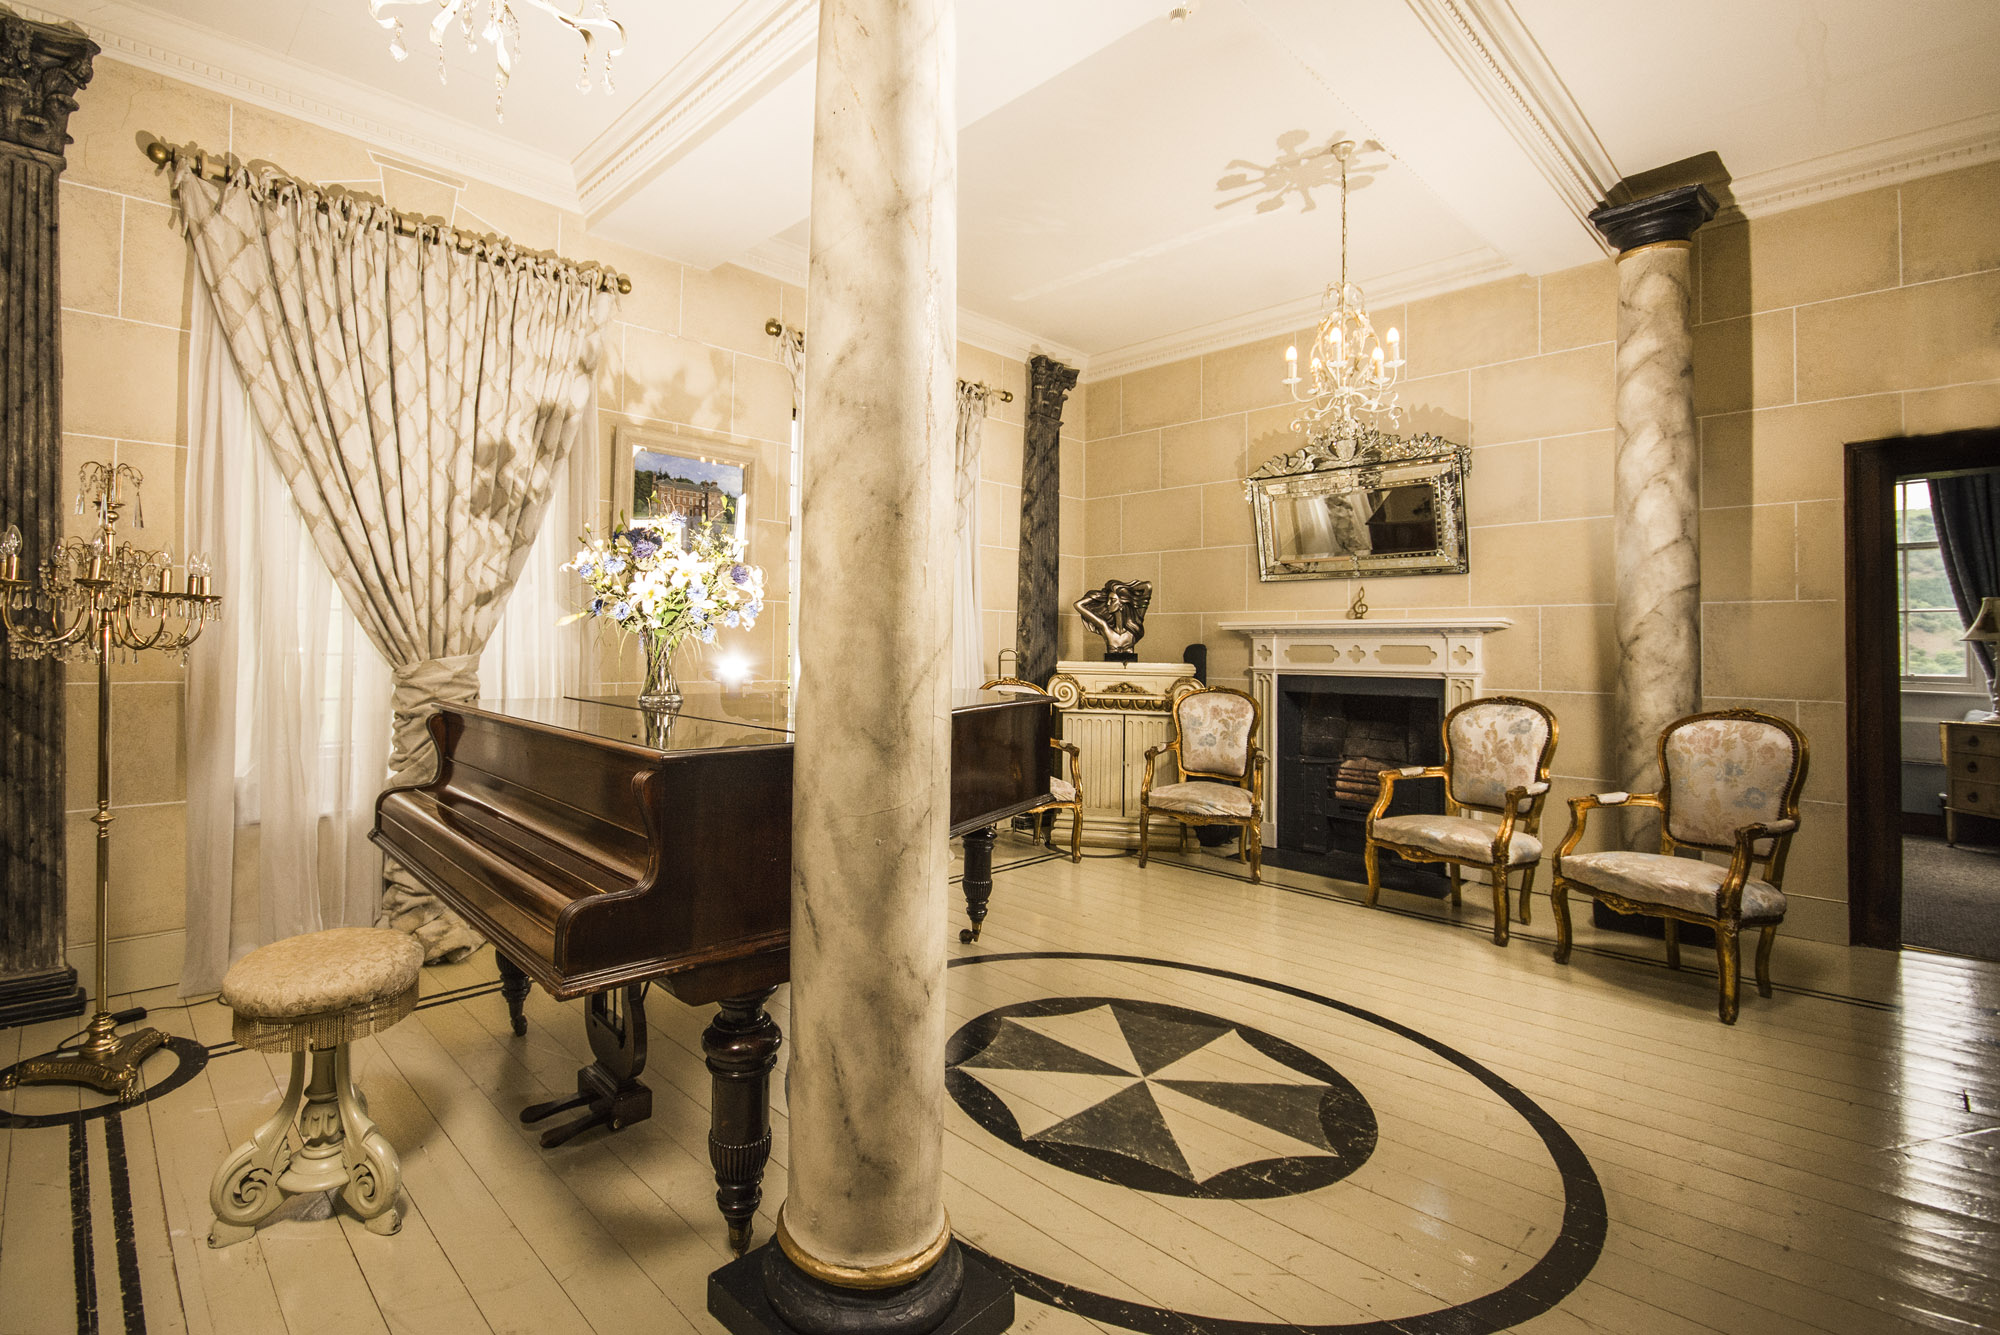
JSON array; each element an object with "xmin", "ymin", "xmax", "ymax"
[{"xmin": 564, "ymin": 519, "xmax": 764, "ymax": 708}]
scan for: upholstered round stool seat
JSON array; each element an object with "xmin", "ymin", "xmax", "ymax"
[
  {"xmin": 208, "ymin": 926, "xmax": 424, "ymax": 1248},
  {"xmin": 221, "ymin": 927, "xmax": 423, "ymax": 1053}
]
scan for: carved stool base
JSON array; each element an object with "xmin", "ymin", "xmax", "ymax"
[{"xmin": 209, "ymin": 1044, "xmax": 403, "ymax": 1246}]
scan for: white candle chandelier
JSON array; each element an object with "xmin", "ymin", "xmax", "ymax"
[
  {"xmin": 1282, "ymin": 140, "xmax": 1406, "ymax": 444},
  {"xmin": 369, "ymin": 0, "xmax": 625, "ymax": 119}
]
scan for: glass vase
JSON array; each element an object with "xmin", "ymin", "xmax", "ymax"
[{"xmin": 637, "ymin": 627, "xmax": 683, "ymax": 713}]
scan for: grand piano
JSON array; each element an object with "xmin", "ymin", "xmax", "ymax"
[{"xmin": 371, "ymin": 689, "xmax": 1050, "ymax": 1253}]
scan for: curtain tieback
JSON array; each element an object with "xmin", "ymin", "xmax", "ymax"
[{"xmin": 388, "ymin": 653, "xmax": 483, "ymax": 785}]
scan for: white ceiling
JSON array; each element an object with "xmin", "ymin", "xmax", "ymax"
[{"xmin": 29, "ymin": 0, "xmax": 2000, "ymax": 374}]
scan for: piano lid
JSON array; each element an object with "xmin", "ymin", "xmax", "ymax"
[
  {"xmin": 476, "ymin": 696, "xmax": 789, "ymax": 755},
  {"xmin": 557, "ymin": 688, "xmax": 1041, "ymax": 746}
]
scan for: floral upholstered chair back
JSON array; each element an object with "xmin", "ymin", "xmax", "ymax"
[
  {"xmin": 1173, "ymin": 688, "xmax": 1259, "ymax": 781},
  {"xmin": 1442, "ymin": 697, "xmax": 1557, "ymax": 816},
  {"xmin": 1660, "ymin": 711, "xmax": 1807, "ymax": 857}
]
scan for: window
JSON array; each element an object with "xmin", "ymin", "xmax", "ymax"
[{"xmin": 1895, "ymin": 478, "xmax": 1973, "ymax": 683}]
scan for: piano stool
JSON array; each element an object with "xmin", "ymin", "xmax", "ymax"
[{"xmin": 205, "ymin": 927, "xmax": 424, "ymax": 1248}]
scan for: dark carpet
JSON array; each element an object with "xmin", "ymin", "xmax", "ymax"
[{"xmin": 1902, "ymin": 834, "xmax": 2000, "ymax": 961}]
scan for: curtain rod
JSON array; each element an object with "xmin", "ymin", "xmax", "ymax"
[
  {"xmin": 762, "ymin": 317, "xmax": 1014, "ymax": 402},
  {"xmin": 143, "ymin": 140, "xmax": 633, "ymax": 296}
]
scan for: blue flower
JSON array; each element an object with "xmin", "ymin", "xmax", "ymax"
[
  {"xmin": 629, "ymin": 527, "xmax": 663, "ymax": 560},
  {"xmin": 575, "ymin": 560, "xmax": 596, "ymax": 580},
  {"xmin": 590, "ymin": 596, "xmax": 604, "ymax": 614},
  {"xmin": 609, "ymin": 600, "xmax": 631, "ymax": 621},
  {"xmin": 724, "ymin": 611, "xmax": 740, "ymax": 628},
  {"xmin": 603, "ymin": 556, "xmax": 626, "ymax": 575},
  {"xmin": 732, "ymin": 564, "xmax": 751, "ymax": 585},
  {"xmin": 699, "ymin": 625, "xmax": 717, "ymax": 644}
]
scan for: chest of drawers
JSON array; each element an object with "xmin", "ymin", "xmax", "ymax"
[{"xmin": 1941, "ymin": 720, "xmax": 2000, "ymax": 845}]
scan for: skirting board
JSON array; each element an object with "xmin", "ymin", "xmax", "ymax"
[{"xmin": 66, "ymin": 929, "xmax": 185, "ymax": 999}]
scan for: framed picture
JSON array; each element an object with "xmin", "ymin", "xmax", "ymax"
[{"xmin": 611, "ymin": 424, "xmax": 758, "ymax": 549}]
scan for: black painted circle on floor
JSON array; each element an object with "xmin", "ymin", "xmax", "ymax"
[
  {"xmin": 0, "ymin": 1035, "xmax": 210, "ymax": 1129},
  {"xmin": 947, "ymin": 995, "xmax": 1377, "ymax": 1199},
  {"xmin": 946, "ymin": 951, "xmax": 1607, "ymax": 1335}
]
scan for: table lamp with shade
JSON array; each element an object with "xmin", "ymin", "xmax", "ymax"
[{"xmin": 1963, "ymin": 595, "xmax": 2000, "ymax": 719}]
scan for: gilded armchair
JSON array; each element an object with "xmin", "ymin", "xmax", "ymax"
[
  {"xmin": 1363, "ymin": 696, "xmax": 1558, "ymax": 946},
  {"xmin": 979, "ymin": 677, "xmax": 1084, "ymax": 862},
  {"xmin": 1137, "ymin": 686, "xmax": 1264, "ymax": 882},
  {"xmin": 1551, "ymin": 709, "xmax": 1809, "ymax": 1024}
]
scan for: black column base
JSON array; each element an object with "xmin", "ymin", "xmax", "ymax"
[
  {"xmin": 710, "ymin": 1239, "xmax": 1012, "ymax": 1335},
  {"xmin": 0, "ymin": 965, "xmax": 86, "ymax": 1031}
]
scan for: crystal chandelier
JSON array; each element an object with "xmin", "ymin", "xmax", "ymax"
[
  {"xmin": 369, "ymin": 1, "xmax": 625, "ymax": 120},
  {"xmin": 1282, "ymin": 140, "xmax": 1405, "ymax": 444}
]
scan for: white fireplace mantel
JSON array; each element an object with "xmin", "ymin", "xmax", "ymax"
[
  {"xmin": 1220, "ymin": 617, "xmax": 1514, "ymax": 846},
  {"xmin": 1220, "ymin": 617, "xmax": 1513, "ymax": 694}
]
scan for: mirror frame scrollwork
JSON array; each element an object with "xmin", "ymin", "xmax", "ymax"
[{"xmin": 1244, "ymin": 425, "xmax": 1472, "ymax": 582}]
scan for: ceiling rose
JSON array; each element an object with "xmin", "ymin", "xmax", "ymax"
[{"xmin": 368, "ymin": 0, "xmax": 625, "ymax": 120}]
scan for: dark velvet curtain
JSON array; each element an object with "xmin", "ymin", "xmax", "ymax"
[{"xmin": 1931, "ymin": 472, "xmax": 1999, "ymax": 686}]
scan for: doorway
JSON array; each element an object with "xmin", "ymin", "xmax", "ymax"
[{"xmin": 1846, "ymin": 430, "xmax": 2000, "ymax": 956}]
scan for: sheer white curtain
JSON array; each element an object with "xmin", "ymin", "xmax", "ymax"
[
  {"xmin": 952, "ymin": 384, "xmax": 991, "ymax": 691},
  {"xmin": 479, "ymin": 384, "xmax": 599, "ymax": 701},
  {"xmin": 183, "ymin": 289, "xmax": 394, "ymax": 996}
]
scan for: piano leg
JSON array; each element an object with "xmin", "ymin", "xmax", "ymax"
[
  {"xmin": 959, "ymin": 824, "xmax": 998, "ymax": 944},
  {"xmin": 702, "ymin": 987, "xmax": 781, "ymax": 1255},
  {"xmin": 495, "ymin": 951, "xmax": 531, "ymax": 1037},
  {"xmin": 520, "ymin": 983, "xmax": 654, "ymax": 1149}
]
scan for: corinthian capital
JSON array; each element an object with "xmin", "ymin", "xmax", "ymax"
[{"xmin": 0, "ymin": 8, "xmax": 98, "ymax": 160}]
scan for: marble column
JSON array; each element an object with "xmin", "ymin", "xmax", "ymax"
[
  {"xmin": 1015, "ymin": 356, "xmax": 1078, "ymax": 687},
  {"xmin": 709, "ymin": 2, "xmax": 1007, "ymax": 1333},
  {"xmin": 1589, "ymin": 184, "xmax": 1717, "ymax": 846},
  {"xmin": 0, "ymin": 11, "xmax": 95, "ymax": 1029}
]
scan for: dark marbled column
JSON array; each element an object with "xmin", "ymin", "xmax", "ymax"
[
  {"xmin": 1589, "ymin": 183, "xmax": 1716, "ymax": 849},
  {"xmin": 1015, "ymin": 355, "xmax": 1077, "ymax": 687},
  {"xmin": 0, "ymin": 12, "xmax": 96, "ymax": 1028}
]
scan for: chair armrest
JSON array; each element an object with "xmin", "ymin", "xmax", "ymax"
[
  {"xmin": 1141, "ymin": 743, "xmax": 1171, "ymax": 799},
  {"xmin": 1524, "ymin": 780, "xmax": 1550, "ymax": 796},
  {"xmin": 1367, "ymin": 765, "xmax": 1442, "ymax": 825}
]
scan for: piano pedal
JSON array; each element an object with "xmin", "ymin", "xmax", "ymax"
[
  {"xmin": 520, "ymin": 1091, "xmax": 592, "ymax": 1126},
  {"xmin": 521, "ymin": 1076, "xmax": 653, "ymax": 1148}
]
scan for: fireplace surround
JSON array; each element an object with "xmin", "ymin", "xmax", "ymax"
[{"xmin": 1223, "ymin": 617, "xmax": 1513, "ymax": 882}]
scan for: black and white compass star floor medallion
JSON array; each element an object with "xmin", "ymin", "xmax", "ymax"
[
  {"xmin": 946, "ymin": 996, "xmax": 1377, "ymax": 1199},
  {"xmin": 944, "ymin": 952, "xmax": 1606, "ymax": 1335}
]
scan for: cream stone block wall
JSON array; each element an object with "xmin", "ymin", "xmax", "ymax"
[
  {"xmin": 1076, "ymin": 158, "xmax": 2000, "ymax": 945},
  {"xmin": 50, "ymin": 57, "xmax": 1068, "ymax": 993}
]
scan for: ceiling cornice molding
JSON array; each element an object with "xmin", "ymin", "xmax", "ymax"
[
  {"xmin": 1726, "ymin": 112, "xmax": 2000, "ymax": 221},
  {"xmin": 1403, "ymin": 0, "xmax": 1618, "ymax": 245},
  {"xmin": 737, "ymin": 234, "xmax": 1088, "ymax": 371},
  {"xmin": 573, "ymin": 0, "xmax": 816, "ymax": 221},
  {"xmin": 16, "ymin": 0, "xmax": 580, "ymax": 207},
  {"xmin": 1081, "ymin": 249, "xmax": 1515, "ymax": 383}
]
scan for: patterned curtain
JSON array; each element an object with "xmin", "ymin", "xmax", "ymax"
[
  {"xmin": 952, "ymin": 383, "xmax": 991, "ymax": 690},
  {"xmin": 174, "ymin": 162, "xmax": 613, "ymax": 960}
]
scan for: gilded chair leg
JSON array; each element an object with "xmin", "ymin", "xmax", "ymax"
[
  {"xmin": 1248, "ymin": 823, "xmax": 1262, "ymax": 883},
  {"xmin": 1755, "ymin": 924, "xmax": 1777, "ymax": 998},
  {"xmin": 1490, "ymin": 862, "xmax": 1510, "ymax": 947},
  {"xmin": 1664, "ymin": 920, "xmax": 1682, "ymax": 970},
  {"xmin": 1518, "ymin": 864, "xmax": 1536, "ymax": 925},
  {"xmin": 1068, "ymin": 808, "xmax": 1082, "ymax": 864},
  {"xmin": 1137, "ymin": 811, "xmax": 1151, "ymax": 868},
  {"xmin": 1716, "ymin": 925, "xmax": 1741, "ymax": 1024},
  {"xmin": 1180, "ymin": 822, "xmax": 1190, "ymax": 854},
  {"xmin": 1364, "ymin": 840, "xmax": 1381, "ymax": 908},
  {"xmin": 1448, "ymin": 864, "xmax": 1462, "ymax": 907},
  {"xmin": 1551, "ymin": 877, "xmax": 1573, "ymax": 965}
]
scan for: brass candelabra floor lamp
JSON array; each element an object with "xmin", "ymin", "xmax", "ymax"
[{"xmin": 1, "ymin": 462, "xmax": 220, "ymax": 1100}]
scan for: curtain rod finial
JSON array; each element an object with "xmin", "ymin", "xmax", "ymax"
[
  {"xmin": 764, "ymin": 318, "xmax": 784, "ymax": 337},
  {"xmin": 144, "ymin": 140, "xmax": 171, "ymax": 167}
]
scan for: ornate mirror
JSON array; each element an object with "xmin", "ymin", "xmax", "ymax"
[{"xmin": 1245, "ymin": 426, "xmax": 1471, "ymax": 581}]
